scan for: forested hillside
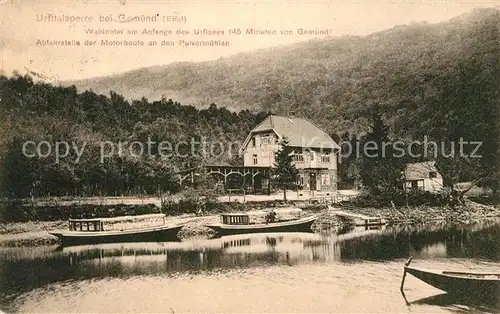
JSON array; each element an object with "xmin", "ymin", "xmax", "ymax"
[
  {"xmin": 67, "ymin": 8, "xmax": 500, "ymax": 137},
  {"xmin": 0, "ymin": 75, "xmax": 270, "ymax": 197}
]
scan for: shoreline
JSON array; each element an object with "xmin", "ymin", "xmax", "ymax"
[
  {"xmin": 0, "ymin": 208, "xmax": 338, "ymax": 247},
  {"xmin": 1, "ymin": 202, "xmax": 499, "ymax": 248}
]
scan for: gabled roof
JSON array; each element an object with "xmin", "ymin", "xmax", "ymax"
[
  {"xmin": 240, "ymin": 115, "xmax": 340, "ymax": 152},
  {"xmin": 404, "ymin": 161, "xmax": 440, "ymax": 180}
]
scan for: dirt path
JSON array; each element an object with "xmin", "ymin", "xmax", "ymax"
[{"xmin": 25, "ymin": 190, "xmax": 359, "ymax": 207}]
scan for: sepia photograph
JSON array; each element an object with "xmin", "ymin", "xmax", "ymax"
[{"xmin": 0, "ymin": 0, "xmax": 500, "ymax": 312}]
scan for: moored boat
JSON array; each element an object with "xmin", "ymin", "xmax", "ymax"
[
  {"xmin": 49, "ymin": 213, "xmax": 184, "ymax": 246},
  {"xmin": 206, "ymin": 212, "xmax": 318, "ymax": 235},
  {"xmin": 401, "ymin": 257, "xmax": 500, "ymax": 300}
]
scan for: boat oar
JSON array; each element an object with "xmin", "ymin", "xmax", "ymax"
[{"xmin": 400, "ymin": 256, "xmax": 413, "ymax": 292}]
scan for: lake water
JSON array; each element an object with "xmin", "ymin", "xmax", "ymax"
[{"xmin": 1, "ymin": 220, "xmax": 500, "ymax": 313}]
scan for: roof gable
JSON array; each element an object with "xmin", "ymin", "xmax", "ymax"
[
  {"xmin": 405, "ymin": 161, "xmax": 441, "ymax": 180},
  {"xmin": 241, "ymin": 115, "xmax": 340, "ymax": 151}
]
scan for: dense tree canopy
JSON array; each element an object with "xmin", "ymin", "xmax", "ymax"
[{"xmin": 0, "ymin": 73, "xmax": 271, "ymax": 197}]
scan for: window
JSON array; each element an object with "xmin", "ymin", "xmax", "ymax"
[
  {"xmin": 251, "ymin": 137, "xmax": 256, "ymax": 147},
  {"xmin": 321, "ymin": 153, "xmax": 330, "ymax": 163},
  {"xmin": 252, "ymin": 154, "xmax": 258, "ymax": 165},
  {"xmin": 297, "ymin": 175, "xmax": 304, "ymax": 185},
  {"xmin": 261, "ymin": 135, "xmax": 270, "ymax": 145},
  {"xmin": 417, "ymin": 180, "xmax": 425, "ymax": 189},
  {"xmin": 293, "ymin": 153, "xmax": 304, "ymax": 162},
  {"xmin": 321, "ymin": 173, "xmax": 330, "ymax": 186},
  {"xmin": 310, "ymin": 150, "xmax": 314, "ymax": 161},
  {"xmin": 429, "ymin": 171, "xmax": 437, "ymax": 178}
]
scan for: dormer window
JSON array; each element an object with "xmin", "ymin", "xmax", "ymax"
[{"xmin": 429, "ymin": 171, "xmax": 437, "ymax": 178}]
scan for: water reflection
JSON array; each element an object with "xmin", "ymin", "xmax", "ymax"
[
  {"xmin": 1, "ymin": 219, "xmax": 500, "ymax": 312},
  {"xmin": 402, "ymin": 290, "xmax": 500, "ymax": 313}
]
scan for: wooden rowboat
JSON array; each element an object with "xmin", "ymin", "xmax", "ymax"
[
  {"xmin": 49, "ymin": 214, "xmax": 184, "ymax": 246},
  {"xmin": 401, "ymin": 257, "xmax": 500, "ymax": 300},
  {"xmin": 206, "ymin": 213, "xmax": 318, "ymax": 235}
]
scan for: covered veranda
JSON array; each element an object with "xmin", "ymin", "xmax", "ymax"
[{"xmin": 176, "ymin": 164, "xmax": 272, "ymax": 195}]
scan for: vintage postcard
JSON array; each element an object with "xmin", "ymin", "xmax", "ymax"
[{"xmin": 1, "ymin": 0, "xmax": 499, "ymax": 313}]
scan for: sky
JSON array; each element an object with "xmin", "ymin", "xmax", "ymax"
[{"xmin": 1, "ymin": 0, "xmax": 498, "ymax": 81}]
